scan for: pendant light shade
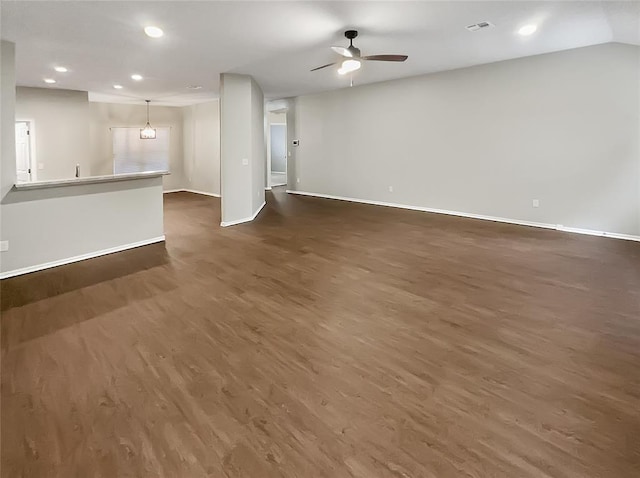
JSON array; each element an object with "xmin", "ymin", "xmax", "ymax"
[
  {"xmin": 140, "ymin": 100, "xmax": 156, "ymax": 139},
  {"xmin": 337, "ymin": 59, "xmax": 361, "ymax": 75}
]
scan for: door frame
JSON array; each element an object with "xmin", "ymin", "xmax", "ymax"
[
  {"xmin": 267, "ymin": 122, "xmax": 287, "ymax": 189},
  {"xmin": 15, "ymin": 119, "xmax": 37, "ymax": 182}
]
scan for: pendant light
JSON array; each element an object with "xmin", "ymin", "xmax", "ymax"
[{"xmin": 140, "ymin": 99, "xmax": 156, "ymax": 139}]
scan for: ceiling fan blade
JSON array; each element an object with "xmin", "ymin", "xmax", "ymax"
[
  {"xmin": 362, "ymin": 54, "xmax": 408, "ymax": 62},
  {"xmin": 331, "ymin": 46, "xmax": 353, "ymax": 58},
  {"xmin": 310, "ymin": 62, "xmax": 337, "ymax": 72}
]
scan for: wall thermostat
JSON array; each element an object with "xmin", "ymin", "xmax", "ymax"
[{"xmin": 292, "ymin": 140, "xmax": 299, "ymax": 146}]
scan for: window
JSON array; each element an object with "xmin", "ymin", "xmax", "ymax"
[{"xmin": 112, "ymin": 127, "xmax": 170, "ymax": 174}]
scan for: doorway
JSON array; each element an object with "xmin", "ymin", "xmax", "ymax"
[
  {"xmin": 15, "ymin": 121, "xmax": 34, "ymax": 182},
  {"xmin": 270, "ymin": 123, "xmax": 287, "ymax": 187}
]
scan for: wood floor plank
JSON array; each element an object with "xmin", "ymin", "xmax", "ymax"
[{"xmin": 2, "ymin": 189, "xmax": 639, "ymax": 477}]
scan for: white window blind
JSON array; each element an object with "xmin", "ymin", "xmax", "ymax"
[{"xmin": 112, "ymin": 127, "xmax": 170, "ymax": 174}]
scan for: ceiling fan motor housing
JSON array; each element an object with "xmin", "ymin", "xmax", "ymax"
[
  {"xmin": 345, "ymin": 30, "xmax": 358, "ymax": 40},
  {"xmin": 345, "ymin": 30, "xmax": 360, "ymax": 56}
]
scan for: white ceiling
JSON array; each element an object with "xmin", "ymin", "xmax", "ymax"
[{"xmin": 2, "ymin": 1, "xmax": 639, "ymax": 106}]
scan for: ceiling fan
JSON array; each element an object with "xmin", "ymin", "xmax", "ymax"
[{"xmin": 311, "ymin": 30, "xmax": 408, "ymax": 75}]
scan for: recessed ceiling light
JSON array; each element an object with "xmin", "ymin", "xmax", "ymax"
[
  {"xmin": 131, "ymin": 74, "xmax": 143, "ymax": 81},
  {"xmin": 186, "ymin": 85, "xmax": 203, "ymax": 90},
  {"xmin": 144, "ymin": 26, "xmax": 164, "ymax": 38},
  {"xmin": 113, "ymin": 84, "xmax": 123, "ymax": 89},
  {"xmin": 54, "ymin": 66, "xmax": 68, "ymax": 73},
  {"xmin": 44, "ymin": 78, "xmax": 56, "ymax": 84},
  {"xmin": 518, "ymin": 24, "xmax": 537, "ymax": 36}
]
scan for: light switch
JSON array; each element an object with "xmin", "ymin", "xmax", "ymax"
[
  {"xmin": 0, "ymin": 241, "xmax": 8, "ymax": 252},
  {"xmin": 242, "ymin": 158, "xmax": 249, "ymax": 166},
  {"xmin": 38, "ymin": 163, "xmax": 44, "ymax": 170}
]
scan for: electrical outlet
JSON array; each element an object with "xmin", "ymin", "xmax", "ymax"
[
  {"xmin": 388, "ymin": 186, "xmax": 393, "ymax": 193},
  {"xmin": 296, "ymin": 178, "xmax": 300, "ymax": 184},
  {"xmin": 38, "ymin": 163, "xmax": 44, "ymax": 170},
  {"xmin": 0, "ymin": 241, "xmax": 8, "ymax": 252},
  {"xmin": 532, "ymin": 199, "xmax": 540, "ymax": 208}
]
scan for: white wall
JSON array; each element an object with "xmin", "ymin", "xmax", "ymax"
[
  {"xmin": 89, "ymin": 102, "xmax": 185, "ymax": 190},
  {"xmin": 15, "ymin": 87, "xmax": 91, "ymax": 181},
  {"xmin": 182, "ymin": 100, "xmax": 220, "ymax": 195},
  {"xmin": 289, "ymin": 43, "xmax": 640, "ymax": 237},
  {"xmin": 220, "ymin": 73, "xmax": 265, "ymax": 226}
]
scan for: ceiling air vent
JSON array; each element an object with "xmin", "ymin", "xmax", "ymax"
[{"xmin": 466, "ymin": 21, "xmax": 494, "ymax": 32}]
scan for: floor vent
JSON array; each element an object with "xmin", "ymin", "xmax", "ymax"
[{"xmin": 466, "ymin": 21, "xmax": 494, "ymax": 32}]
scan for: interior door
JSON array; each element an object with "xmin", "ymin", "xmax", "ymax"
[
  {"xmin": 15, "ymin": 122, "xmax": 31, "ymax": 182},
  {"xmin": 270, "ymin": 124, "xmax": 287, "ymax": 187}
]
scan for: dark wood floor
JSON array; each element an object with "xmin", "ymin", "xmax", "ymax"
[{"xmin": 2, "ymin": 189, "xmax": 640, "ymax": 477}]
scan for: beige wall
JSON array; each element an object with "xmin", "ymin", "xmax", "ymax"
[
  {"xmin": 1, "ymin": 40, "xmax": 16, "ymax": 200},
  {"xmin": 1, "ymin": 178, "xmax": 165, "ymax": 276},
  {"xmin": 251, "ymin": 77, "xmax": 265, "ymax": 214},
  {"xmin": 268, "ymin": 112, "xmax": 285, "ymax": 123},
  {"xmin": 15, "ymin": 87, "xmax": 91, "ymax": 181},
  {"xmin": 288, "ymin": 43, "xmax": 640, "ymax": 237},
  {"xmin": 1, "ymin": 43, "xmax": 164, "ymax": 277},
  {"xmin": 14, "ymin": 89, "xmax": 189, "ymax": 191},
  {"xmin": 89, "ymin": 102, "xmax": 186, "ymax": 190},
  {"xmin": 220, "ymin": 73, "xmax": 265, "ymax": 225},
  {"xmin": 182, "ymin": 100, "xmax": 220, "ymax": 195}
]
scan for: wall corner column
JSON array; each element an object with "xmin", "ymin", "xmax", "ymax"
[{"xmin": 219, "ymin": 73, "xmax": 265, "ymax": 226}]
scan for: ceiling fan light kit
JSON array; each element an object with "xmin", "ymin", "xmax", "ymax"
[
  {"xmin": 338, "ymin": 59, "xmax": 361, "ymax": 75},
  {"xmin": 312, "ymin": 29, "xmax": 408, "ymax": 75}
]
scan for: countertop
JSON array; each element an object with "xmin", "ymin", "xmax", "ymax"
[{"xmin": 14, "ymin": 170, "xmax": 169, "ymax": 191}]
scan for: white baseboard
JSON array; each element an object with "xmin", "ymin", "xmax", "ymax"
[
  {"xmin": 221, "ymin": 201, "xmax": 266, "ymax": 227},
  {"xmin": 553, "ymin": 225, "xmax": 640, "ymax": 242},
  {"xmin": 0, "ymin": 236, "xmax": 166, "ymax": 280},
  {"xmin": 265, "ymin": 186, "xmax": 272, "ymax": 191},
  {"xmin": 164, "ymin": 189, "xmax": 220, "ymax": 198},
  {"xmin": 185, "ymin": 189, "xmax": 220, "ymax": 197},
  {"xmin": 286, "ymin": 190, "xmax": 640, "ymax": 243}
]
